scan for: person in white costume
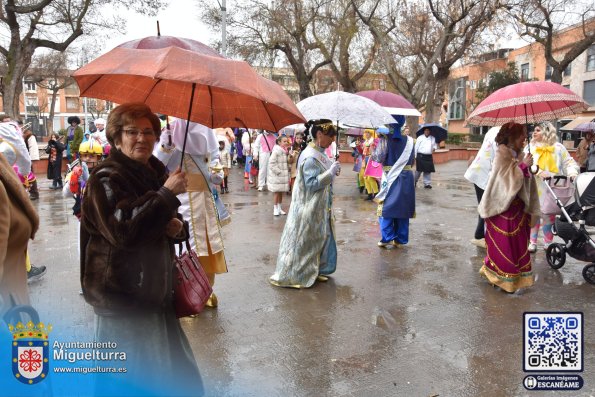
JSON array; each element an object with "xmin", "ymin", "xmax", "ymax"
[{"xmin": 154, "ymin": 118, "xmax": 229, "ymax": 308}]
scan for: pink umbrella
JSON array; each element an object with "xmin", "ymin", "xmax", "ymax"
[
  {"xmin": 467, "ymin": 81, "xmax": 588, "ymax": 126},
  {"xmin": 356, "ymin": 90, "xmax": 421, "ymax": 117}
]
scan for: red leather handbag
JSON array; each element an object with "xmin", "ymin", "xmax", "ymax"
[{"xmin": 173, "ymin": 240, "xmax": 212, "ymax": 318}]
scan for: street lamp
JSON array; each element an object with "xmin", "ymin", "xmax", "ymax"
[{"xmin": 214, "ymin": 0, "xmax": 227, "ymax": 56}]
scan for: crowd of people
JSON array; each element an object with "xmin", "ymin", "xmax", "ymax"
[{"xmin": 2, "ymin": 103, "xmax": 593, "ymax": 394}]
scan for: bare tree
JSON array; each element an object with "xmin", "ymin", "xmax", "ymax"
[
  {"xmin": 0, "ymin": 0, "xmax": 165, "ymax": 119},
  {"xmin": 355, "ymin": 0, "xmax": 504, "ymax": 122},
  {"xmin": 87, "ymin": 98, "xmax": 110, "ymax": 121},
  {"xmin": 28, "ymin": 51, "xmax": 74, "ymax": 134},
  {"xmin": 509, "ymin": 0, "xmax": 595, "ymax": 84},
  {"xmin": 198, "ymin": 0, "xmax": 331, "ymax": 100},
  {"xmin": 311, "ymin": 0, "xmax": 384, "ymax": 93}
]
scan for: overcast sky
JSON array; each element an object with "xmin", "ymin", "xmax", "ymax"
[{"xmin": 101, "ymin": 0, "xmax": 216, "ymax": 55}]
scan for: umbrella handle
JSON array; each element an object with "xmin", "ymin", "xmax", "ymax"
[{"xmin": 530, "ymin": 164, "xmax": 539, "ymax": 175}]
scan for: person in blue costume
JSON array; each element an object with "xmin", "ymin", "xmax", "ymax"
[
  {"xmin": 374, "ymin": 115, "xmax": 416, "ymax": 248},
  {"xmin": 270, "ymin": 120, "xmax": 341, "ymax": 288}
]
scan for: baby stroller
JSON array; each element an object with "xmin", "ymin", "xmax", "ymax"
[{"xmin": 546, "ymin": 173, "xmax": 595, "ymax": 284}]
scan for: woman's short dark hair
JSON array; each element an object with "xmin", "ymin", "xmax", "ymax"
[
  {"xmin": 495, "ymin": 122, "xmax": 526, "ymax": 146},
  {"xmin": 67, "ymin": 116, "xmax": 81, "ymax": 125},
  {"xmin": 306, "ymin": 120, "xmax": 336, "ymax": 140},
  {"xmin": 106, "ymin": 103, "xmax": 160, "ymax": 147}
]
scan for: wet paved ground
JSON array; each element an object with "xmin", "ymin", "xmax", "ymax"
[{"xmin": 27, "ymin": 160, "xmax": 595, "ymax": 397}]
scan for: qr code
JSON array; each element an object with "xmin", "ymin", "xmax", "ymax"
[{"xmin": 524, "ymin": 313, "xmax": 583, "ymax": 372}]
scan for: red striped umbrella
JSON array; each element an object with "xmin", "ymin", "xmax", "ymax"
[{"xmin": 467, "ymin": 81, "xmax": 588, "ymax": 126}]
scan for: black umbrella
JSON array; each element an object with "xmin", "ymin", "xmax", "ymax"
[{"xmin": 416, "ymin": 123, "xmax": 447, "ymax": 143}]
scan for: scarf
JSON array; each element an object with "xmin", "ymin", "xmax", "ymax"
[{"xmin": 535, "ymin": 145, "xmax": 559, "ymax": 174}]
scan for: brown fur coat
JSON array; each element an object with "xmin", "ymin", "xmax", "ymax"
[
  {"xmin": 478, "ymin": 144, "xmax": 540, "ymax": 222},
  {"xmin": 0, "ymin": 154, "xmax": 39, "ymax": 315},
  {"xmin": 80, "ymin": 149, "xmax": 183, "ymax": 314}
]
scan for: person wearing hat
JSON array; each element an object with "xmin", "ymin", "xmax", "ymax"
[
  {"xmin": 155, "ymin": 118, "xmax": 229, "ymax": 308},
  {"xmin": 92, "ymin": 117, "xmax": 109, "ymax": 157},
  {"xmin": 0, "ymin": 121, "xmax": 46, "ymax": 285},
  {"xmin": 270, "ymin": 120, "xmax": 341, "ymax": 288},
  {"xmin": 66, "ymin": 116, "xmax": 84, "ymax": 161},
  {"xmin": 374, "ymin": 121, "xmax": 416, "ymax": 248}
]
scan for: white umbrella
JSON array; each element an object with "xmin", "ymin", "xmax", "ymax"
[{"xmin": 296, "ymin": 91, "xmax": 395, "ymax": 128}]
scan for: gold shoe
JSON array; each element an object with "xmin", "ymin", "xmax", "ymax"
[
  {"xmin": 391, "ymin": 241, "xmax": 402, "ymax": 248},
  {"xmin": 205, "ymin": 292, "xmax": 218, "ymax": 308},
  {"xmin": 316, "ymin": 275, "xmax": 329, "ymax": 282}
]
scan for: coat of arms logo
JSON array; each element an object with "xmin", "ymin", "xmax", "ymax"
[{"xmin": 8, "ymin": 320, "xmax": 52, "ymax": 385}]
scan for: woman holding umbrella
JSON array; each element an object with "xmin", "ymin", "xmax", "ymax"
[
  {"xmin": 80, "ymin": 103, "xmax": 203, "ymax": 395},
  {"xmin": 270, "ymin": 120, "xmax": 341, "ymax": 288},
  {"xmin": 478, "ymin": 123, "xmax": 540, "ymax": 293}
]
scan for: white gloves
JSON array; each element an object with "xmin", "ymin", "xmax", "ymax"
[{"xmin": 330, "ymin": 161, "xmax": 341, "ymax": 177}]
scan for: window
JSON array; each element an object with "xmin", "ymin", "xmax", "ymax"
[
  {"xmin": 587, "ymin": 45, "xmax": 595, "ymax": 72},
  {"xmin": 25, "ymin": 96, "xmax": 38, "ymax": 113},
  {"xmin": 24, "ymin": 80, "xmax": 36, "ymax": 92},
  {"xmin": 66, "ymin": 97, "xmax": 79, "ymax": 111},
  {"xmin": 564, "ymin": 63, "xmax": 572, "ymax": 77},
  {"xmin": 520, "ymin": 63, "xmax": 530, "ymax": 81},
  {"xmin": 469, "ymin": 80, "xmax": 477, "ymax": 89},
  {"xmin": 584, "ymin": 79, "xmax": 595, "ymax": 106},
  {"xmin": 545, "ymin": 65, "xmax": 553, "ymax": 80},
  {"xmin": 448, "ymin": 78, "xmax": 466, "ymax": 120},
  {"xmin": 64, "ymin": 82, "xmax": 79, "ymax": 96}
]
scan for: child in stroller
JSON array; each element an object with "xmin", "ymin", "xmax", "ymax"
[{"xmin": 546, "ymin": 172, "xmax": 595, "ymax": 284}]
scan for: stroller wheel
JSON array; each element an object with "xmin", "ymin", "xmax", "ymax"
[
  {"xmin": 546, "ymin": 243, "xmax": 566, "ymax": 270},
  {"xmin": 583, "ymin": 264, "xmax": 595, "ymax": 285}
]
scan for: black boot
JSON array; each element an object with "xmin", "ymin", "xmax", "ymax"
[
  {"xmin": 365, "ymin": 193, "xmax": 374, "ymax": 201},
  {"xmin": 49, "ymin": 179, "xmax": 58, "ymax": 190},
  {"xmin": 224, "ymin": 176, "xmax": 228, "ymax": 193},
  {"xmin": 359, "ymin": 186, "xmax": 365, "ymax": 194},
  {"xmin": 29, "ymin": 180, "xmax": 39, "ymax": 200}
]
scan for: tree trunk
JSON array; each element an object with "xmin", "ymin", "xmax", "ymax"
[
  {"xmin": 296, "ymin": 70, "xmax": 314, "ymax": 100},
  {"xmin": 47, "ymin": 89, "xmax": 59, "ymax": 135},
  {"xmin": 406, "ymin": 116, "xmax": 419, "ymax": 136},
  {"xmin": 424, "ymin": 80, "xmax": 438, "ymax": 123},
  {"xmin": 3, "ymin": 45, "xmax": 35, "ymax": 120},
  {"xmin": 550, "ymin": 69, "xmax": 563, "ymax": 84},
  {"xmin": 425, "ymin": 69, "xmax": 449, "ymax": 124}
]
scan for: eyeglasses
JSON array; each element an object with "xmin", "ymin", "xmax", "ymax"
[{"xmin": 123, "ymin": 128, "xmax": 155, "ymax": 139}]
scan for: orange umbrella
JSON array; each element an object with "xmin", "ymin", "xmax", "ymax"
[{"xmin": 72, "ymin": 36, "xmax": 304, "ymax": 132}]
